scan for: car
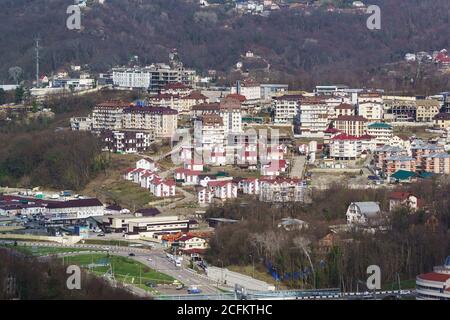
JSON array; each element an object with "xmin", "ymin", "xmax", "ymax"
[
  {"xmin": 147, "ymin": 258, "xmax": 152, "ymax": 261},
  {"xmin": 187, "ymin": 286, "xmax": 201, "ymax": 294},
  {"xmin": 128, "ymin": 253, "xmax": 135, "ymax": 257},
  {"xmin": 145, "ymin": 281, "xmax": 156, "ymax": 288},
  {"xmin": 97, "ymin": 233, "xmax": 105, "ymax": 237},
  {"xmin": 176, "ymin": 284, "xmax": 185, "ymax": 290}
]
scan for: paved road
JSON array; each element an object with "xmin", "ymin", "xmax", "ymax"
[
  {"xmin": 2, "ymin": 240, "xmax": 225, "ymax": 295},
  {"xmin": 290, "ymin": 155, "xmax": 306, "ymax": 178}
]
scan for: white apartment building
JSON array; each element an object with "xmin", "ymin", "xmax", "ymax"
[
  {"xmin": 272, "ymin": 95, "xmax": 301, "ymax": 124},
  {"xmin": 112, "ymin": 64, "xmax": 196, "ymax": 92},
  {"xmin": 367, "ymin": 122, "xmax": 393, "ymax": 146},
  {"xmin": 298, "ymin": 98, "xmax": 330, "ymax": 137},
  {"xmin": 231, "ymin": 80, "xmax": 261, "ymax": 101},
  {"xmin": 358, "ymin": 92, "xmax": 384, "ymax": 121},
  {"xmin": 192, "ymin": 98, "xmax": 242, "ymax": 134},
  {"xmin": 194, "ymin": 114, "xmax": 225, "ymax": 147},
  {"xmin": 329, "ymin": 133, "xmax": 362, "ymax": 160},
  {"xmin": 70, "ymin": 116, "xmax": 92, "ymax": 131}
]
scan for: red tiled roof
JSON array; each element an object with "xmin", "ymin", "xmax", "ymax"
[
  {"xmin": 226, "ymin": 93, "xmax": 247, "ymax": 102},
  {"xmin": 359, "ymin": 134, "xmax": 375, "ymax": 140},
  {"xmin": 417, "ymin": 272, "xmax": 450, "ymax": 283},
  {"xmin": 208, "ymin": 180, "xmax": 235, "ymax": 187},
  {"xmin": 332, "ymin": 133, "xmax": 360, "ymax": 141},
  {"xmin": 335, "ymin": 103, "xmax": 354, "ymax": 110},
  {"xmin": 324, "ymin": 127, "xmax": 341, "ymax": 134},
  {"xmin": 389, "ymin": 191, "xmax": 412, "ymax": 200},
  {"xmin": 183, "ymin": 91, "xmax": 208, "ymax": 100},
  {"xmin": 335, "ymin": 115, "xmax": 368, "ymax": 122}
]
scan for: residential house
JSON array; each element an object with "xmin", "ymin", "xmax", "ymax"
[
  {"xmin": 388, "ymin": 191, "xmax": 421, "ymax": 212},
  {"xmin": 346, "ymin": 202, "xmax": 382, "ymax": 226}
]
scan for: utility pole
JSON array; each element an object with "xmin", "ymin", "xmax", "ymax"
[{"xmin": 34, "ymin": 36, "xmax": 41, "ymax": 88}]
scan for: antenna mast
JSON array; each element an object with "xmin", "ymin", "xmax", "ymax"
[{"xmin": 34, "ymin": 36, "xmax": 40, "ymax": 88}]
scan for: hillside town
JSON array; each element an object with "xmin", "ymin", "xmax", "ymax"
[{"xmin": 1, "ymin": 0, "xmax": 449, "ymax": 302}]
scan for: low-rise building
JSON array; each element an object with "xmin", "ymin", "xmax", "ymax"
[
  {"xmin": 388, "ymin": 191, "xmax": 421, "ymax": 212},
  {"xmin": 346, "ymin": 202, "xmax": 382, "ymax": 226},
  {"xmin": 416, "ymin": 256, "xmax": 450, "ymax": 300}
]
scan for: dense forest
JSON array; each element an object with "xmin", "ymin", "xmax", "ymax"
[
  {"xmin": 204, "ymin": 179, "xmax": 450, "ymax": 290},
  {"xmin": 0, "ymin": 90, "xmax": 138, "ymax": 190},
  {"xmin": 0, "ymin": 248, "xmax": 138, "ymax": 300},
  {"xmin": 0, "ymin": 0, "xmax": 449, "ymax": 92}
]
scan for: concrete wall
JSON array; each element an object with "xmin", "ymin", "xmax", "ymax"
[
  {"xmin": 0, "ymin": 234, "xmax": 82, "ymax": 244},
  {"xmin": 206, "ymin": 266, "xmax": 275, "ymax": 291}
]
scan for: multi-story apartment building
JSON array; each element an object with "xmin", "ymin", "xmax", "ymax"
[
  {"xmin": 384, "ymin": 95, "xmax": 417, "ymax": 122},
  {"xmin": 259, "ymin": 177, "xmax": 307, "ymax": 203},
  {"xmin": 423, "ymin": 153, "xmax": 450, "ymax": 174},
  {"xmin": 297, "ymin": 97, "xmax": 330, "ymax": 137},
  {"xmin": 434, "ymin": 113, "xmax": 450, "ymax": 129},
  {"xmin": 367, "ymin": 122, "xmax": 393, "ymax": 146},
  {"xmin": 194, "ymin": 114, "xmax": 225, "ymax": 148},
  {"xmin": 329, "ymin": 133, "xmax": 362, "ymax": 160},
  {"xmin": 70, "ymin": 116, "xmax": 92, "ymax": 131},
  {"xmin": 416, "ymin": 99, "xmax": 441, "ymax": 122},
  {"xmin": 100, "ymin": 130, "xmax": 153, "ymax": 154},
  {"xmin": 357, "ymin": 92, "xmax": 384, "ymax": 121},
  {"xmin": 384, "ymin": 155, "xmax": 416, "ymax": 176},
  {"xmin": 192, "ymin": 97, "xmax": 242, "ymax": 134},
  {"xmin": 334, "ymin": 103, "xmax": 355, "ymax": 117},
  {"xmin": 112, "ymin": 63, "xmax": 196, "ymax": 92},
  {"xmin": 333, "ymin": 115, "xmax": 368, "ymax": 137},
  {"xmin": 148, "ymin": 91, "xmax": 209, "ymax": 114},
  {"xmin": 122, "ymin": 106, "xmax": 178, "ymax": 138},
  {"xmin": 231, "ymin": 79, "xmax": 261, "ymax": 101},
  {"xmin": 92, "ymin": 101, "xmax": 132, "ymax": 130},
  {"xmin": 373, "ymin": 145, "xmax": 406, "ymax": 169},
  {"xmin": 272, "ymin": 95, "xmax": 302, "ymax": 124}
]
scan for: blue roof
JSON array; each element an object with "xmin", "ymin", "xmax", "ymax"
[
  {"xmin": 368, "ymin": 122, "xmax": 392, "ymax": 129},
  {"xmin": 391, "ymin": 170, "xmax": 416, "ymax": 180}
]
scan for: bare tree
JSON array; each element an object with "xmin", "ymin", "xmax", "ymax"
[{"xmin": 8, "ymin": 66, "xmax": 23, "ymax": 84}]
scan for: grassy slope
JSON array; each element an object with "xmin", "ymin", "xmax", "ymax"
[{"xmin": 63, "ymin": 254, "xmax": 175, "ymax": 286}]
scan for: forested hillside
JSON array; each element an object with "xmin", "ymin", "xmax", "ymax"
[{"xmin": 0, "ymin": 0, "xmax": 449, "ymax": 91}]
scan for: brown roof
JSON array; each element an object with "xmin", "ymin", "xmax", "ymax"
[
  {"xmin": 182, "ymin": 91, "xmax": 208, "ymax": 100},
  {"xmin": 335, "ymin": 115, "xmax": 368, "ymax": 122},
  {"xmin": 96, "ymin": 101, "xmax": 133, "ymax": 108},
  {"xmin": 201, "ymin": 114, "xmax": 223, "ymax": 126},
  {"xmin": 335, "ymin": 103, "xmax": 354, "ymax": 110},
  {"xmin": 123, "ymin": 106, "xmax": 178, "ymax": 115}
]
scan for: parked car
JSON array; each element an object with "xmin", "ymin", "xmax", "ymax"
[
  {"xmin": 97, "ymin": 233, "xmax": 105, "ymax": 237},
  {"xmin": 187, "ymin": 286, "xmax": 201, "ymax": 294},
  {"xmin": 176, "ymin": 284, "xmax": 185, "ymax": 290},
  {"xmin": 128, "ymin": 253, "xmax": 135, "ymax": 257}
]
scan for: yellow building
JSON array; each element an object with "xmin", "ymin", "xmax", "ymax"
[{"xmin": 416, "ymin": 100, "xmax": 441, "ymax": 122}]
